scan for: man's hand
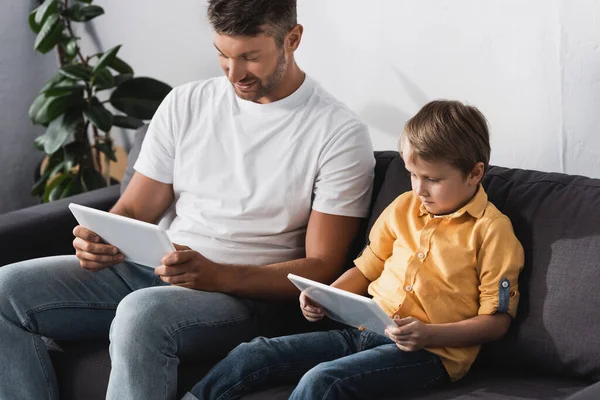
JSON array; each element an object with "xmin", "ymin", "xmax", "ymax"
[
  {"xmin": 299, "ymin": 291, "xmax": 325, "ymax": 322},
  {"xmin": 385, "ymin": 316, "xmax": 431, "ymax": 352},
  {"xmin": 72, "ymin": 225, "xmax": 125, "ymax": 271},
  {"xmin": 154, "ymin": 244, "xmax": 222, "ymax": 290}
]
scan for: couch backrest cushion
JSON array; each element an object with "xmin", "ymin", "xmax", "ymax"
[
  {"xmin": 479, "ymin": 166, "xmax": 600, "ymax": 381},
  {"xmin": 369, "ymin": 153, "xmax": 600, "ymax": 381},
  {"xmin": 120, "ymin": 124, "xmax": 148, "ymax": 194}
]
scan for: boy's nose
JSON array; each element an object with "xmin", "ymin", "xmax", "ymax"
[{"xmin": 414, "ymin": 181, "xmax": 428, "ymax": 197}]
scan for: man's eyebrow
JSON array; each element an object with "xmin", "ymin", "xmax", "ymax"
[{"xmin": 213, "ymin": 44, "xmax": 261, "ymax": 57}]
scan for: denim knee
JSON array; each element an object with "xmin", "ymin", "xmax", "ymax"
[
  {"xmin": 0, "ymin": 265, "xmax": 29, "ymax": 325},
  {"xmin": 109, "ymin": 289, "xmax": 165, "ymax": 348},
  {"xmin": 293, "ymin": 361, "xmax": 344, "ymax": 399}
]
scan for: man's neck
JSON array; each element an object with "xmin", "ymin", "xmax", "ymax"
[{"xmin": 258, "ymin": 63, "xmax": 305, "ymax": 104}]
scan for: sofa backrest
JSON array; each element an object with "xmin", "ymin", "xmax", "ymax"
[
  {"xmin": 124, "ymin": 126, "xmax": 600, "ymax": 381},
  {"xmin": 372, "ymin": 153, "xmax": 600, "ymax": 381}
]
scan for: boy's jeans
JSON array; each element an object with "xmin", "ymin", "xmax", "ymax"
[
  {"xmin": 0, "ymin": 255, "xmax": 280, "ymax": 400},
  {"xmin": 186, "ymin": 328, "xmax": 449, "ymax": 400}
]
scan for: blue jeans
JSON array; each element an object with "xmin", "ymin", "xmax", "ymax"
[
  {"xmin": 185, "ymin": 328, "xmax": 449, "ymax": 400},
  {"xmin": 0, "ymin": 256, "xmax": 281, "ymax": 400}
]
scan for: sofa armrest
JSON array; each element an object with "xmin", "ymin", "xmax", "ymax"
[
  {"xmin": 0, "ymin": 185, "xmax": 120, "ymax": 267},
  {"xmin": 566, "ymin": 381, "xmax": 600, "ymax": 400}
]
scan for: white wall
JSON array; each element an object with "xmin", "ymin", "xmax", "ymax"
[
  {"xmin": 77, "ymin": 0, "xmax": 600, "ymax": 177},
  {"xmin": 0, "ymin": 0, "xmax": 57, "ymax": 214}
]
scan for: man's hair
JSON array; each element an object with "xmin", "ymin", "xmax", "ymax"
[
  {"xmin": 401, "ymin": 100, "xmax": 491, "ymax": 175},
  {"xmin": 207, "ymin": 0, "xmax": 297, "ymax": 47}
]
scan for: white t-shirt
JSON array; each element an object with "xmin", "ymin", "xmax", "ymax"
[{"xmin": 134, "ymin": 76, "xmax": 374, "ymax": 266}]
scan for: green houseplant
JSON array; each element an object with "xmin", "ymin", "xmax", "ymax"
[{"xmin": 28, "ymin": 0, "xmax": 172, "ymax": 202}]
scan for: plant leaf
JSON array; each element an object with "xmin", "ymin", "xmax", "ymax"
[
  {"xmin": 39, "ymin": 72, "xmax": 65, "ymax": 93},
  {"xmin": 96, "ymin": 142, "xmax": 117, "ymax": 162},
  {"xmin": 93, "ymin": 68, "xmax": 115, "ymax": 90},
  {"xmin": 42, "ymin": 172, "xmax": 69, "ymax": 203},
  {"xmin": 110, "ymin": 77, "xmax": 172, "ymax": 120},
  {"xmin": 29, "ymin": 92, "xmax": 84, "ymax": 125},
  {"xmin": 39, "ymin": 111, "xmax": 83, "ymax": 154},
  {"xmin": 34, "ymin": 0, "xmax": 58, "ymax": 26},
  {"xmin": 66, "ymin": 4, "xmax": 104, "ymax": 22},
  {"xmin": 114, "ymin": 73, "xmax": 133, "ymax": 86},
  {"xmin": 59, "ymin": 64, "xmax": 92, "ymax": 81},
  {"xmin": 93, "ymin": 45, "xmax": 121, "ymax": 74},
  {"xmin": 84, "ymin": 98, "xmax": 113, "ymax": 132},
  {"xmin": 34, "ymin": 135, "xmax": 46, "ymax": 151},
  {"xmin": 43, "ymin": 82, "xmax": 85, "ymax": 97},
  {"xmin": 32, "ymin": 150, "xmax": 66, "ymax": 196},
  {"xmin": 34, "ymin": 14, "xmax": 63, "ymax": 54},
  {"xmin": 81, "ymin": 168, "xmax": 108, "ymax": 191},
  {"xmin": 112, "ymin": 115, "xmax": 144, "ymax": 129},
  {"xmin": 74, "ymin": 0, "xmax": 92, "ymax": 4},
  {"xmin": 29, "ymin": 93, "xmax": 49, "ymax": 123},
  {"xmin": 108, "ymin": 57, "xmax": 133, "ymax": 75},
  {"xmin": 60, "ymin": 174, "xmax": 83, "ymax": 199},
  {"xmin": 31, "ymin": 168, "xmax": 51, "ymax": 196},
  {"xmin": 29, "ymin": 10, "xmax": 41, "ymax": 33},
  {"xmin": 65, "ymin": 39, "xmax": 79, "ymax": 58}
]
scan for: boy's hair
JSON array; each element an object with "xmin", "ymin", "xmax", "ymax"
[
  {"xmin": 207, "ymin": 0, "xmax": 297, "ymax": 47},
  {"xmin": 401, "ymin": 100, "xmax": 491, "ymax": 175}
]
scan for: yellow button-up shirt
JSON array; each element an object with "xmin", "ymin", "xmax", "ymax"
[{"xmin": 354, "ymin": 186, "xmax": 524, "ymax": 381}]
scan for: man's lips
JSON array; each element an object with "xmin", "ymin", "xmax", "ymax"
[{"xmin": 235, "ymin": 80, "xmax": 257, "ymax": 91}]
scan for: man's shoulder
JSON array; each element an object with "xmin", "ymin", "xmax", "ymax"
[
  {"xmin": 307, "ymin": 77, "xmax": 367, "ymax": 130},
  {"xmin": 169, "ymin": 76, "xmax": 230, "ymax": 102}
]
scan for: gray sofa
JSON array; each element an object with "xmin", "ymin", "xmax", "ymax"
[{"xmin": 1, "ymin": 126, "xmax": 600, "ymax": 400}]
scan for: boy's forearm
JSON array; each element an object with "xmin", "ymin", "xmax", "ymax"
[
  {"xmin": 426, "ymin": 313, "xmax": 512, "ymax": 348},
  {"xmin": 331, "ymin": 267, "xmax": 370, "ymax": 295}
]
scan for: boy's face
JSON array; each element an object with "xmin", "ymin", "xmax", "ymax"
[{"xmin": 401, "ymin": 141, "xmax": 483, "ymax": 215}]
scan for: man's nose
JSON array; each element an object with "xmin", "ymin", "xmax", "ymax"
[{"xmin": 227, "ymin": 60, "xmax": 246, "ymax": 83}]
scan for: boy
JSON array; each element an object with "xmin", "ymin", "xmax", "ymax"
[{"xmin": 183, "ymin": 100, "xmax": 524, "ymax": 400}]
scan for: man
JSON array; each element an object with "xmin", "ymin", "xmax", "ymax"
[{"xmin": 0, "ymin": 0, "xmax": 374, "ymax": 399}]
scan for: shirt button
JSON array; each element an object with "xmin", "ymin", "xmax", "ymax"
[
  {"xmin": 502, "ymin": 281, "xmax": 509, "ymax": 288},
  {"xmin": 405, "ymin": 285, "xmax": 412, "ymax": 292},
  {"xmin": 417, "ymin": 252, "xmax": 425, "ymax": 259}
]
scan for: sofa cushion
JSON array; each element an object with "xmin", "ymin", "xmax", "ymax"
[
  {"xmin": 479, "ymin": 166, "xmax": 600, "ymax": 381},
  {"xmin": 242, "ymin": 369, "xmax": 588, "ymax": 399},
  {"xmin": 120, "ymin": 124, "xmax": 148, "ymax": 194},
  {"xmin": 369, "ymin": 153, "xmax": 600, "ymax": 381}
]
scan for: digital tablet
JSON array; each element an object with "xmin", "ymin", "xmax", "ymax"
[
  {"xmin": 69, "ymin": 203, "xmax": 176, "ymax": 268},
  {"xmin": 288, "ymin": 273, "xmax": 394, "ymax": 336}
]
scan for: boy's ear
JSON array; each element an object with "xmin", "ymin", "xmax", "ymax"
[{"xmin": 469, "ymin": 162, "xmax": 485, "ymax": 185}]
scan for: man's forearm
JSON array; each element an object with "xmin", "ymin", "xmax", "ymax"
[
  {"xmin": 426, "ymin": 314, "xmax": 511, "ymax": 348},
  {"xmin": 216, "ymin": 257, "xmax": 343, "ymax": 300}
]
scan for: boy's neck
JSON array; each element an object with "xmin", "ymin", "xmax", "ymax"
[{"xmin": 433, "ymin": 185, "xmax": 480, "ymax": 217}]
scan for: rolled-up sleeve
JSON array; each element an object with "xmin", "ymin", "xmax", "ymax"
[{"xmin": 477, "ymin": 215, "xmax": 525, "ymax": 318}]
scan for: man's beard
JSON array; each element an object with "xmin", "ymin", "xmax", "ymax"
[{"xmin": 234, "ymin": 50, "xmax": 287, "ymax": 102}]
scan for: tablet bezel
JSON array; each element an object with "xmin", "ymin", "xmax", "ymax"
[{"xmin": 69, "ymin": 203, "xmax": 176, "ymax": 268}]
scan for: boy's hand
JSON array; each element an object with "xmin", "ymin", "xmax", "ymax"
[
  {"xmin": 299, "ymin": 291, "xmax": 325, "ymax": 322},
  {"xmin": 385, "ymin": 316, "xmax": 431, "ymax": 352}
]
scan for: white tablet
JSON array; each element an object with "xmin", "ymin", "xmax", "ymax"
[
  {"xmin": 69, "ymin": 203, "xmax": 176, "ymax": 268},
  {"xmin": 288, "ymin": 273, "xmax": 394, "ymax": 336}
]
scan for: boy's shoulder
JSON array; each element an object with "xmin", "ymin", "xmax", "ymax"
[{"xmin": 478, "ymin": 199, "xmax": 517, "ymax": 236}]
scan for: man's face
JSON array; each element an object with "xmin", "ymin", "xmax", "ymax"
[
  {"xmin": 214, "ymin": 31, "xmax": 288, "ymax": 103},
  {"xmin": 401, "ymin": 140, "xmax": 482, "ymax": 215}
]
